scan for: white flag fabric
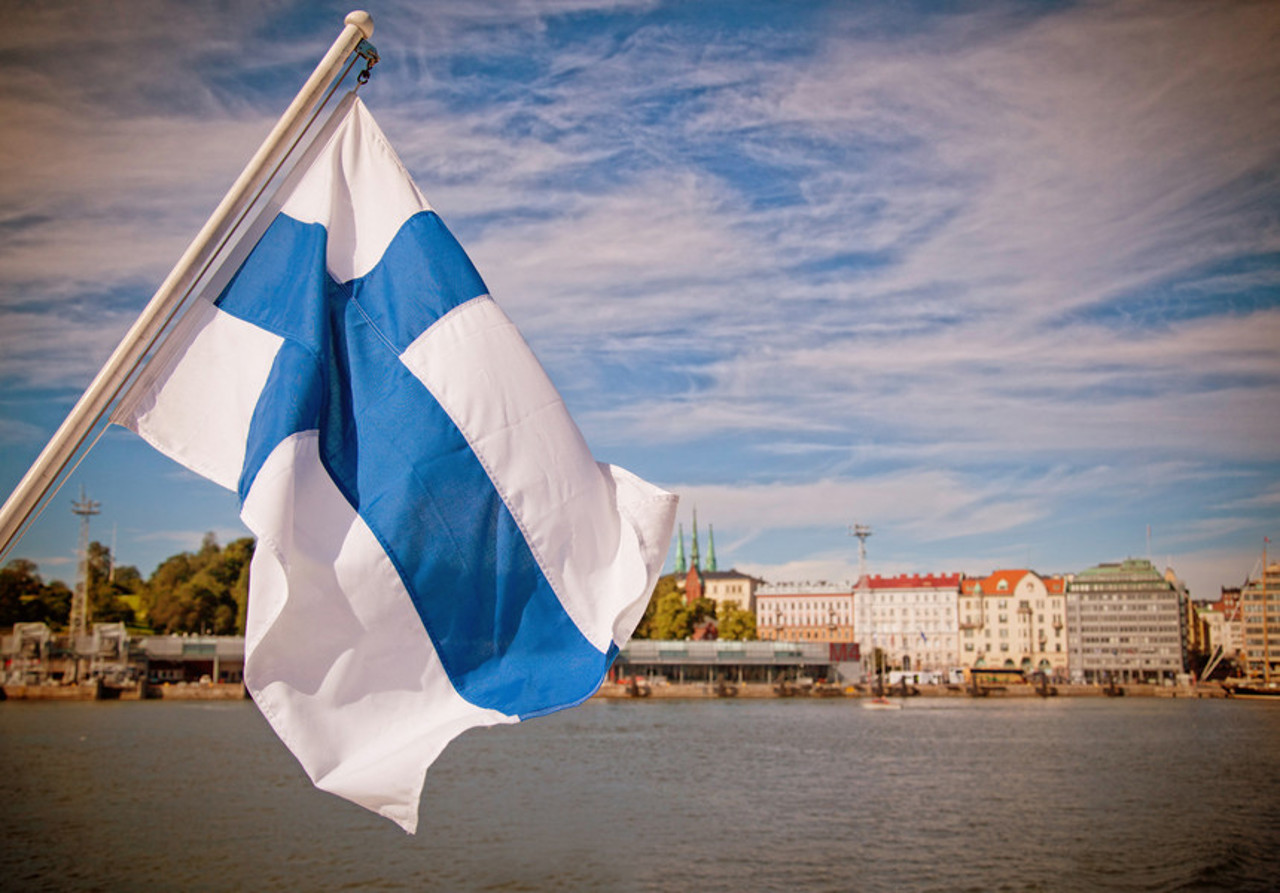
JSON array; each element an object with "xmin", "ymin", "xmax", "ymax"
[{"xmin": 113, "ymin": 93, "xmax": 677, "ymax": 833}]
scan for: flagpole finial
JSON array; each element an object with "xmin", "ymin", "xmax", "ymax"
[{"xmin": 345, "ymin": 10, "xmax": 374, "ymax": 39}]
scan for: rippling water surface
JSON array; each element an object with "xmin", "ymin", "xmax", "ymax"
[{"xmin": 2, "ymin": 697, "xmax": 1278, "ymax": 891}]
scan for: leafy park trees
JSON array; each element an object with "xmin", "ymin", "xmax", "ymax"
[
  {"xmin": 8, "ymin": 536, "xmax": 763, "ymax": 642},
  {"xmin": 0, "ymin": 558, "xmax": 67, "ymax": 626},
  {"xmin": 716, "ymin": 602, "xmax": 757, "ymax": 641},
  {"xmin": 631, "ymin": 573, "xmax": 758, "ymax": 641},
  {"xmin": 2, "ymin": 533, "xmax": 253, "ymax": 635},
  {"xmin": 145, "ymin": 533, "xmax": 253, "ymax": 635}
]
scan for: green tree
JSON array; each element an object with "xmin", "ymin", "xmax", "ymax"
[
  {"xmin": 145, "ymin": 549, "xmax": 196, "ymax": 632},
  {"xmin": 632, "ymin": 574, "xmax": 680, "ymax": 639},
  {"xmin": 0, "ymin": 558, "xmax": 73, "ymax": 627},
  {"xmin": 0, "ymin": 559, "xmax": 45, "ymax": 625},
  {"xmin": 145, "ymin": 534, "xmax": 255, "ymax": 635},
  {"xmin": 85, "ymin": 541, "xmax": 137, "ymax": 625},
  {"xmin": 717, "ymin": 602, "xmax": 757, "ymax": 641},
  {"xmin": 220, "ymin": 537, "xmax": 254, "ymax": 632},
  {"xmin": 630, "ymin": 575, "xmax": 724, "ymax": 641},
  {"xmin": 649, "ymin": 589, "xmax": 694, "ymax": 640},
  {"xmin": 689, "ymin": 597, "xmax": 716, "ymax": 627}
]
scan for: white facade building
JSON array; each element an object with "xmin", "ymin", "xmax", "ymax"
[
  {"xmin": 853, "ymin": 573, "xmax": 962, "ymax": 673},
  {"xmin": 756, "ymin": 581, "xmax": 855, "ymax": 643}
]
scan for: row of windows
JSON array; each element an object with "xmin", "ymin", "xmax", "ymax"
[
  {"xmin": 867, "ymin": 610, "xmax": 955, "ymax": 621},
  {"xmin": 966, "ymin": 627, "xmax": 1063, "ymax": 638},
  {"xmin": 858, "ymin": 592, "xmax": 956, "ymax": 605},
  {"xmin": 1078, "ymin": 621, "xmax": 1180, "ymax": 630},
  {"xmin": 762, "ymin": 600, "xmax": 852, "ymax": 612},
  {"xmin": 964, "ymin": 643, "xmax": 1064, "ymax": 653},
  {"xmin": 1080, "ymin": 632, "xmax": 1177, "ymax": 639},
  {"xmin": 1071, "ymin": 581, "xmax": 1175, "ymax": 592},
  {"xmin": 1077, "ymin": 601, "xmax": 1177, "ymax": 610},
  {"xmin": 964, "ymin": 614, "xmax": 1064, "ymax": 625},
  {"xmin": 762, "ymin": 614, "xmax": 853, "ymax": 627}
]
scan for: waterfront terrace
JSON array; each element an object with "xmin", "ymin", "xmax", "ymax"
[{"xmin": 612, "ymin": 639, "xmax": 858, "ymax": 687}]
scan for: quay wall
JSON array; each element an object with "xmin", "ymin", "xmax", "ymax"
[
  {"xmin": 145, "ymin": 682, "xmax": 248, "ymax": 700},
  {"xmin": 3, "ymin": 680, "xmax": 1224, "ymax": 702},
  {"xmin": 2, "ymin": 682, "xmax": 248, "ymax": 701},
  {"xmin": 594, "ymin": 681, "xmax": 1224, "ymax": 700}
]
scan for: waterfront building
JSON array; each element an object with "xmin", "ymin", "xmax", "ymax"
[
  {"xmin": 853, "ymin": 573, "xmax": 961, "ymax": 674},
  {"xmin": 1208, "ymin": 587, "xmax": 1245, "ymax": 659},
  {"xmin": 959, "ymin": 569, "xmax": 1068, "ymax": 679},
  {"xmin": 141, "ymin": 635, "xmax": 245, "ymax": 685},
  {"xmin": 688, "ymin": 569, "xmax": 763, "ymax": 615},
  {"xmin": 1164, "ymin": 570, "xmax": 1210, "ymax": 670},
  {"xmin": 1066, "ymin": 559, "xmax": 1187, "ymax": 684},
  {"xmin": 0, "ymin": 628, "xmax": 244, "ymax": 687},
  {"xmin": 613, "ymin": 639, "xmax": 848, "ymax": 686},
  {"xmin": 756, "ymin": 581, "xmax": 855, "ymax": 643},
  {"xmin": 1198, "ymin": 606, "xmax": 1229, "ymax": 668},
  {"xmin": 1240, "ymin": 559, "xmax": 1280, "ymax": 682}
]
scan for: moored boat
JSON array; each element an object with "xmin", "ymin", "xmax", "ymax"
[{"xmin": 1223, "ymin": 680, "xmax": 1280, "ymax": 700}]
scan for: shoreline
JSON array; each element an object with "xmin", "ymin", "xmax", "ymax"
[
  {"xmin": 1, "ymin": 680, "xmax": 1228, "ymax": 702},
  {"xmin": 1, "ymin": 681, "xmax": 248, "ymax": 701},
  {"xmin": 593, "ymin": 680, "xmax": 1227, "ymax": 700}
]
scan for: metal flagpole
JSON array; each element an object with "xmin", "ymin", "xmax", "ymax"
[{"xmin": 0, "ymin": 11, "xmax": 375, "ymax": 560}]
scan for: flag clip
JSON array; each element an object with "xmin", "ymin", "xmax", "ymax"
[{"xmin": 356, "ymin": 38, "xmax": 379, "ymax": 84}]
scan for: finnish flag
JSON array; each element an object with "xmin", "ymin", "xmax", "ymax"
[{"xmin": 114, "ymin": 94, "xmax": 677, "ymax": 833}]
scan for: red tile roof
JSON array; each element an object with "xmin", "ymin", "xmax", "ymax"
[
  {"xmin": 859, "ymin": 572, "xmax": 962, "ymax": 590},
  {"xmin": 960, "ymin": 569, "xmax": 1066, "ymax": 595}
]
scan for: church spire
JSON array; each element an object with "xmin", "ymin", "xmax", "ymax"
[
  {"xmin": 674, "ymin": 523, "xmax": 687, "ymax": 574},
  {"xmin": 707, "ymin": 524, "xmax": 717, "ymax": 572},
  {"xmin": 690, "ymin": 508, "xmax": 701, "ymax": 572}
]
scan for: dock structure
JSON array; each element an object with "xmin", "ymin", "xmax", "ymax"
[
  {"xmin": 1, "ymin": 629, "xmax": 246, "ymax": 698},
  {"xmin": 613, "ymin": 640, "xmax": 859, "ymax": 688}
]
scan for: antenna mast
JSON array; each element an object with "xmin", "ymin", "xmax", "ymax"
[
  {"xmin": 69, "ymin": 487, "xmax": 101, "ymax": 645},
  {"xmin": 850, "ymin": 524, "xmax": 873, "ymax": 583}
]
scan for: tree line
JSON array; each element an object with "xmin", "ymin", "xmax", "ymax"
[
  {"xmin": 3, "ymin": 546, "xmax": 755, "ymax": 642},
  {"xmin": 631, "ymin": 574, "xmax": 757, "ymax": 641},
  {"xmin": 0, "ymin": 533, "xmax": 252, "ymax": 636}
]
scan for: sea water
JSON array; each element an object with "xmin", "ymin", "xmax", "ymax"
[{"xmin": 1, "ymin": 697, "xmax": 1277, "ymax": 891}]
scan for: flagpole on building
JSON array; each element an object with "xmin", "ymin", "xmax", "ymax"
[{"xmin": 0, "ymin": 11, "xmax": 376, "ymax": 561}]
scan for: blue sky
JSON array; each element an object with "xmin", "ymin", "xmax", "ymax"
[{"xmin": 1, "ymin": 0, "xmax": 1277, "ymax": 602}]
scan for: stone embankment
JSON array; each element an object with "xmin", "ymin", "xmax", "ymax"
[
  {"xmin": 594, "ymin": 681, "xmax": 1225, "ymax": 700},
  {"xmin": 1, "ymin": 681, "xmax": 248, "ymax": 701}
]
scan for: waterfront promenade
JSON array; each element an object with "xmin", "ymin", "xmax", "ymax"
[
  {"xmin": 594, "ymin": 679, "xmax": 1227, "ymax": 699},
  {"xmin": 0, "ymin": 680, "xmax": 247, "ymax": 701},
  {"xmin": 1, "ymin": 678, "xmax": 1227, "ymax": 701}
]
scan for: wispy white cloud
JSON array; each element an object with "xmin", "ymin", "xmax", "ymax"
[
  {"xmin": 0, "ymin": 0, "xmax": 1275, "ymax": 590},
  {"xmin": 131, "ymin": 526, "xmax": 248, "ymax": 549}
]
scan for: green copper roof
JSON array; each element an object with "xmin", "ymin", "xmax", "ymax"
[
  {"xmin": 1075, "ymin": 558, "xmax": 1159, "ymax": 578},
  {"xmin": 690, "ymin": 508, "xmax": 700, "ymax": 571}
]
